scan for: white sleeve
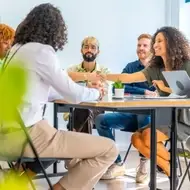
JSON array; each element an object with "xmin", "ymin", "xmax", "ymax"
[
  {"xmin": 48, "ymin": 87, "xmax": 63, "ymax": 102},
  {"xmin": 35, "ymin": 46, "xmax": 100, "ymax": 104}
]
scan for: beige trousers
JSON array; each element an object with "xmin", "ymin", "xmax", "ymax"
[{"xmin": 21, "ymin": 120, "xmax": 118, "ymax": 190}]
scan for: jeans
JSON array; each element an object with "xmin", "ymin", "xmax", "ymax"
[{"xmin": 95, "ymin": 112, "xmax": 150, "ymax": 163}]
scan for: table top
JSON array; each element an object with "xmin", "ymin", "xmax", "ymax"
[{"xmin": 55, "ymin": 97, "xmax": 190, "ymax": 109}]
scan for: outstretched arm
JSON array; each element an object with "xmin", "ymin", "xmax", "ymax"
[{"xmin": 106, "ymin": 71, "xmax": 147, "ymax": 83}]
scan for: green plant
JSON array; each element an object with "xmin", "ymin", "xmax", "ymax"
[
  {"xmin": 113, "ymin": 80, "xmax": 124, "ymax": 89},
  {"xmin": 0, "ymin": 62, "xmax": 30, "ymax": 189}
]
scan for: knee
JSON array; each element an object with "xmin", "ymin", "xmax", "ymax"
[
  {"xmin": 131, "ymin": 132, "xmax": 141, "ymax": 149},
  {"xmin": 95, "ymin": 114, "xmax": 105, "ymax": 129}
]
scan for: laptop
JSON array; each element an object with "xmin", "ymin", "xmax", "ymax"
[
  {"xmin": 134, "ymin": 70, "xmax": 189, "ymax": 100},
  {"xmin": 162, "ymin": 70, "xmax": 190, "ymax": 98}
]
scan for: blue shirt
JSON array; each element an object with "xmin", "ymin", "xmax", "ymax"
[{"xmin": 122, "ymin": 60, "xmax": 155, "ymax": 94}]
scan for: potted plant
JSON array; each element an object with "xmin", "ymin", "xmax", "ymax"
[{"xmin": 113, "ymin": 80, "xmax": 125, "ymax": 98}]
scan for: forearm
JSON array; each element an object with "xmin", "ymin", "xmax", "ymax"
[
  {"xmin": 68, "ymin": 72, "xmax": 88, "ymax": 82},
  {"xmin": 106, "ymin": 72, "xmax": 146, "ymax": 83}
]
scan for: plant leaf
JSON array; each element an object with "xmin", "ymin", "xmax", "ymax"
[{"xmin": 0, "ymin": 62, "xmax": 28, "ymax": 122}]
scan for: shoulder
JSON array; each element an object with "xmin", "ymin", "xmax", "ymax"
[
  {"xmin": 97, "ymin": 64, "xmax": 110, "ymax": 74},
  {"xmin": 125, "ymin": 60, "xmax": 140, "ymax": 68},
  {"xmin": 142, "ymin": 65, "xmax": 160, "ymax": 79},
  {"xmin": 183, "ymin": 60, "xmax": 190, "ymax": 69},
  {"xmin": 10, "ymin": 43, "xmax": 56, "ymax": 66},
  {"xmin": 182, "ymin": 60, "xmax": 190, "ymax": 76},
  {"xmin": 67, "ymin": 63, "xmax": 84, "ymax": 72},
  {"xmin": 20, "ymin": 42, "xmax": 55, "ymax": 54}
]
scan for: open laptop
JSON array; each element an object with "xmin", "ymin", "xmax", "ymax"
[
  {"xmin": 133, "ymin": 70, "xmax": 190, "ymax": 100},
  {"xmin": 162, "ymin": 70, "xmax": 190, "ymax": 98}
]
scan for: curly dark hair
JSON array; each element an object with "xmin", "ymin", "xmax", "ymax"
[
  {"xmin": 150, "ymin": 26, "xmax": 190, "ymax": 70},
  {"xmin": 13, "ymin": 3, "xmax": 68, "ymax": 51}
]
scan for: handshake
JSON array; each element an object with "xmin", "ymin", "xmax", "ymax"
[
  {"xmin": 86, "ymin": 72, "xmax": 108, "ymax": 100},
  {"xmin": 85, "ymin": 71, "xmax": 106, "ymax": 82},
  {"xmin": 87, "ymin": 80, "xmax": 106, "ymax": 100}
]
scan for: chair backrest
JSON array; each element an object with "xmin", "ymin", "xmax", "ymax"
[{"xmin": 42, "ymin": 104, "xmax": 47, "ymax": 119}]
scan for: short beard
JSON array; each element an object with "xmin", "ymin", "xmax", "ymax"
[{"xmin": 83, "ymin": 53, "xmax": 97, "ymax": 62}]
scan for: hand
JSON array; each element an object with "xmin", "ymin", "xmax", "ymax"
[
  {"xmin": 152, "ymin": 80, "xmax": 165, "ymax": 91},
  {"xmin": 87, "ymin": 81, "xmax": 103, "ymax": 88},
  {"xmin": 86, "ymin": 72, "xmax": 105, "ymax": 82},
  {"xmin": 96, "ymin": 71, "xmax": 107, "ymax": 82},
  {"xmin": 144, "ymin": 90, "xmax": 158, "ymax": 97},
  {"xmin": 87, "ymin": 81, "xmax": 106, "ymax": 100}
]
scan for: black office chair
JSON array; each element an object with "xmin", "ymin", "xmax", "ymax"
[{"xmin": 0, "ymin": 109, "xmax": 70, "ymax": 190}]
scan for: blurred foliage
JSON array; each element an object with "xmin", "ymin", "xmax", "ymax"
[
  {"xmin": 0, "ymin": 62, "xmax": 28, "ymax": 122},
  {"xmin": 0, "ymin": 171, "xmax": 30, "ymax": 190},
  {"xmin": 0, "ymin": 62, "xmax": 31, "ymax": 189}
]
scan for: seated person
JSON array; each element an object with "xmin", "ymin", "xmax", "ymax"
[
  {"xmin": 0, "ymin": 4, "xmax": 118, "ymax": 190},
  {"xmin": 122, "ymin": 34, "xmax": 155, "ymax": 96},
  {"xmin": 0, "ymin": 24, "xmax": 15, "ymax": 64},
  {"xmin": 65, "ymin": 36, "xmax": 110, "ymax": 133},
  {"xmin": 95, "ymin": 34, "xmax": 156, "ymax": 182},
  {"xmin": 105, "ymin": 26, "xmax": 190, "ymax": 187}
]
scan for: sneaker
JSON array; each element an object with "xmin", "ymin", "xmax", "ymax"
[
  {"xmin": 101, "ymin": 163, "xmax": 126, "ymax": 180},
  {"xmin": 136, "ymin": 158, "xmax": 149, "ymax": 184}
]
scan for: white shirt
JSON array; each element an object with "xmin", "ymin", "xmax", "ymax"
[{"xmin": 8, "ymin": 43, "xmax": 100, "ymax": 127}]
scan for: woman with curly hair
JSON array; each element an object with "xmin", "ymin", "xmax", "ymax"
[
  {"xmin": 104, "ymin": 26, "xmax": 190, "ymax": 181},
  {"xmin": 1, "ymin": 3, "xmax": 118, "ymax": 190},
  {"xmin": 0, "ymin": 24, "xmax": 15, "ymax": 62}
]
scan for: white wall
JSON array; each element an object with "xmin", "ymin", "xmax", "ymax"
[
  {"xmin": 0, "ymin": 0, "xmax": 171, "ymax": 150},
  {"xmin": 179, "ymin": 0, "xmax": 190, "ymax": 40},
  {"xmin": 0, "ymin": 0, "xmax": 166, "ymax": 73}
]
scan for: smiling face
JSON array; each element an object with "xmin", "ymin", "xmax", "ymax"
[
  {"xmin": 136, "ymin": 38, "xmax": 151, "ymax": 61},
  {"xmin": 153, "ymin": 32, "xmax": 167, "ymax": 58}
]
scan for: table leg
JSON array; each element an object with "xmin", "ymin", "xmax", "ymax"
[
  {"xmin": 69, "ymin": 107, "xmax": 74, "ymax": 131},
  {"xmin": 53, "ymin": 103, "xmax": 58, "ymax": 173},
  {"xmin": 170, "ymin": 108, "xmax": 177, "ymax": 190},
  {"xmin": 150, "ymin": 109, "xmax": 157, "ymax": 190}
]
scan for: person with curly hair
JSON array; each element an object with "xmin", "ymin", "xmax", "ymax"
[
  {"xmin": 103, "ymin": 26, "xmax": 190, "ymax": 184},
  {"xmin": 0, "ymin": 24, "xmax": 15, "ymax": 63},
  {"xmin": 0, "ymin": 3, "xmax": 118, "ymax": 190}
]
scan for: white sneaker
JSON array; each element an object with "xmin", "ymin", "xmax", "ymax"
[
  {"xmin": 101, "ymin": 163, "xmax": 126, "ymax": 180},
  {"xmin": 136, "ymin": 158, "xmax": 149, "ymax": 184}
]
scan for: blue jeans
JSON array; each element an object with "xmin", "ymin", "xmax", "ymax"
[{"xmin": 95, "ymin": 112, "xmax": 150, "ymax": 163}]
